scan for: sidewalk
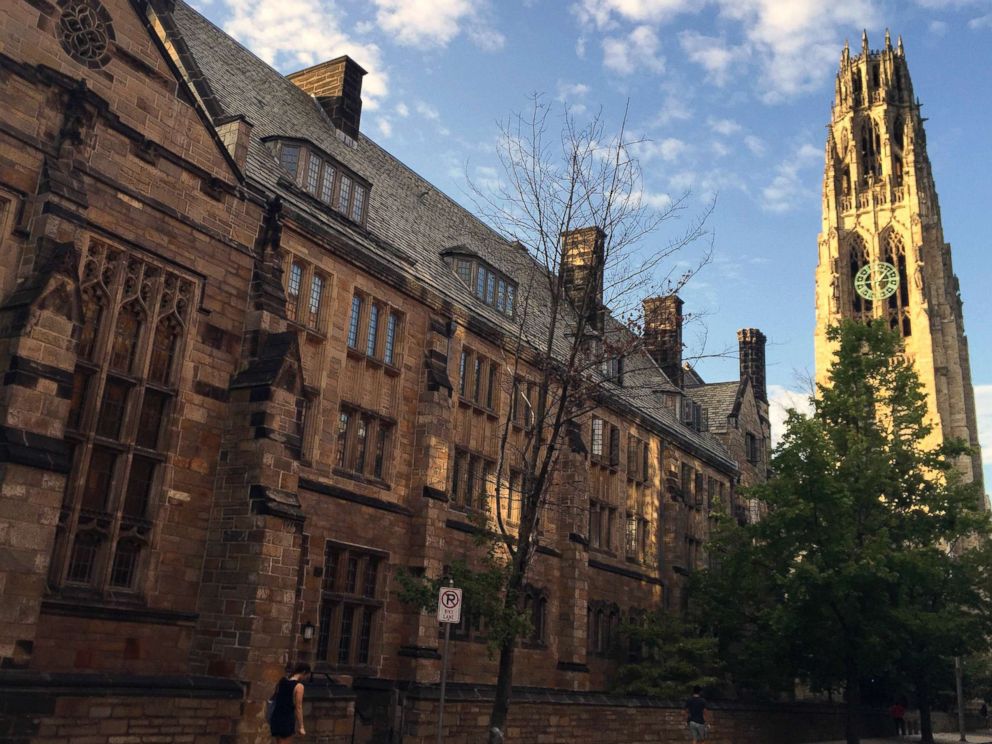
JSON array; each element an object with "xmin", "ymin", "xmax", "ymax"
[{"xmin": 812, "ymin": 735, "xmax": 992, "ymax": 744}]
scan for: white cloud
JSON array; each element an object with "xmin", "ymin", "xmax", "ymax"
[
  {"xmin": 395, "ymin": 102, "xmax": 410, "ymax": 117},
  {"xmin": 602, "ymin": 25, "xmax": 665, "ymax": 75},
  {"xmin": 372, "ymin": 0, "xmax": 503, "ymax": 50},
  {"xmin": 631, "ymin": 136, "xmax": 688, "ymax": 162},
  {"xmin": 556, "ymin": 81, "xmax": 591, "ymax": 113},
  {"xmin": 415, "ymin": 101, "xmax": 441, "ymax": 120},
  {"xmin": 969, "ymin": 13, "xmax": 992, "ymax": 29},
  {"xmin": 221, "ymin": 0, "xmax": 389, "ymax": 108},
  {"xmin": 653, "ymin": 89, "xmax": 693, "ymax": 126},
  {"xmin": 377, "ymin": 117, "xmax": 393, "ymax": 137},
  {"xmin": 928, "ymin": 19, "xmax": 950, "ymax": 35},
  {"xmin": 975, "ymin": 384, "xmax": 992, "ymax": 467},
  {"xmin": 767, "ymin": 384, "xmax": 814, "ymax": 449},
  {"xmin": 709, "ymin": 117, "xmax": 742, "ymax": 136},
  {"xmin": 576, "ymin": 0, "xmax": 882, "ymax": 100},
  {"xmin": 574, "ymin": 0, "xmax": 698, "ymax": 29},
  {"xmin": 679, "ymin": 31, "xmax": 748, "ymax": 85},
  {"xmin": 711, "ymin": 140, "xmax": 730, "ymax": 157},
  {"xmin": 761, "ymin": 142, "xmax": 821, "ymax": 212},
  {"xmin": 744, "ymin": 134, "xmax": 767, "ymax": 156},
  {"xmin": 717, "ymin": 0, "xmax": 881, "ymax": 101}
]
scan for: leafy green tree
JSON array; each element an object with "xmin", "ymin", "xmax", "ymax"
[
  {"xmin": 695, "ymin": 320, "xmax": 991, "ymax": 744},
  {"xmin": 610, "ymin": 612, "xmax": 719, "ymax": 700}
]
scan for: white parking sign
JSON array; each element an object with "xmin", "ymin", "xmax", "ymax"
[{"xmin": 437, "ymin": 587, "xmax": 462, "ymax": 624}]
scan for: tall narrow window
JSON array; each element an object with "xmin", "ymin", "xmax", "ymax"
[
  {"xmin": 287, "ymin": 261, "xmax": 303, "ymax": 322},
  {"xmin": 336, "ymin": 411, "xmax": 350, "ymax": 467},
  {"xmin": 475, "ymin": 266, "xmax": 487, "ymax": 299},
  {"xmin": 308, "ymin": 274, "xmax": 324, "ymax": 329},
  {"xmin": 591, "ymin": 418, "xmax": 604, "ymax": 458},
  {"xmin": 148, "ymin": 318, "xmax": 179, "ymax": 386},
  {"xmin": 110, "ymin": 302, "xmax": 143, "ymax": 374},
  {"xmin": 384, "ymin": 313, "xmax": 399, "ymax": 366},
  {"xmin": 279, "ymin": 144, "xmax": 301, "ymax": 176},
  {"xmin": 472, "ymin": 357, "xmax": 483, "ymax": 403},
  {"xmin": 338, "ymin": 176, "xmax": 352, "ymax": 214},
  {"xmin": 366, "ymin": 304, "xmax": 380, "ymax": 357},
  {"xmin": 347, "ymin": 294, "xmax": 363, "ymax": 349},
  {"xmin": 320, "ymin": 162, "xmax": 336, "ymax": 204},
  {"xmin": 458, "ymin": 350, "xmax": 468, "ymax": 397},
  {"xmin": 351, "ymin": 185, "xmax": 366, "ymax": 223},
  {"xmin": 54, "ymin": 241, "xmax": 194, "ymax": 595},
  {"xmin": 486, "ymin": 363, "xmax": 498, "ymax": 410},
  {"xmin": 316, "ymin": 542, "xmax": 385, "ymax": 669},
  {"xmin": 306, "ymin": 154, "xmax": 321, "ymax": 194}
]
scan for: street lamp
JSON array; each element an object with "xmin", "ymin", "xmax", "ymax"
[{"xmin": 301, "ymin": 621, "xmax": 315, "ymax": 642}]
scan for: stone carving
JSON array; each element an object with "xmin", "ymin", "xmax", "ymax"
[{"xmin": 57, "ymin": 0, "xmax": 116, "ymax": 69}]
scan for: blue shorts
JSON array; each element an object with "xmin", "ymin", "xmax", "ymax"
[{"xmin": 688, "ymin": 721, "xmax": 707, "ymax": 741}]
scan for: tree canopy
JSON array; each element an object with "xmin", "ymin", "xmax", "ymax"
[{"xmin": 694, "ymin": 320, "xmax": 992, "ymax": 744}]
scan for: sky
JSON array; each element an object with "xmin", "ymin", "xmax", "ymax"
[{"xmin": 190, "ymin": 0, "xmax": 992, "ymax": 487}]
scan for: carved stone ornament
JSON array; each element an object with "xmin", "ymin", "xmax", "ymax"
[{"xmin": 57, "ymin": 0, "xmax": 116, "ymax": 69}]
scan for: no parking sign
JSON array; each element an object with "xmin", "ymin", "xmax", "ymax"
[{"xmin": 437, "ymin": 586, "xmax": 462, "ymax": 624}]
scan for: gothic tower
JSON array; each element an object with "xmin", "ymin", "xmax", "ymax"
[{"xmin": 814, "ymin": 31, "xmax": 985, "ymax": 501}]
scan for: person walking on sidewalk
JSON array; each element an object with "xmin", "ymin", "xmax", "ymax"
[
  {"xmin": 269, "ymin": 661, "xmax": 311, "ymax": 742},
  {"xmin": 685, "ymin": 686, "xmax": 708, "ymax": 744},
  {"xmin": 889, "ymin": 699, "xmax": 907, "ymax": 736}
]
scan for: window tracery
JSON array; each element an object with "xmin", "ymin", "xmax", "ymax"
[{"xmin": 51, "ymin": 240, "xmax": 196, "ymax": 596}]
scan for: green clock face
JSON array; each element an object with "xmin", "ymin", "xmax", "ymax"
[{"xmin": 854, "ymin": 261, "xmax": 899, "ymax": 300}]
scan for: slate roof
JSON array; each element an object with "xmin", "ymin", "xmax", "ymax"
[
  {"xmin": 685, "ymin": 380, "xmax": 745, "ymax": 434},
  {"xmin": 169, "ymin": 2, "xmax": 736, "ymax": 471}
]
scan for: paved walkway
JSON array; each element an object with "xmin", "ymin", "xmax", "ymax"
[{"xmin": 812, "ymin": 735, "xmax": 992, "ymax": 744}]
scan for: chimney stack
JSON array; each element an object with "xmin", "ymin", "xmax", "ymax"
[
  {"xmin": 737, "ymin": 328, "xmax": 767, "ymax": 403},
  {"xmin": 287, "ymin": 56, "xmax": 367, "ymax": 140},
  {"xmin": 215, "ymin": 114, "xmax": 253, "ymax": 171},
  {"xmin": 643, "ymin": 295, "xmax": 684, "ymax": 389},
  {"xmin": 561, "ymin": 226, "xmax": 605, "ymax": 331}
]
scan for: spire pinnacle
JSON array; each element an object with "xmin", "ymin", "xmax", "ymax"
[
  {"xmin": 861, "ymin": 29, "xmax": 869, "ymax": 54},
  {"xmin": 897, "ymin": 34, "xmax": 904, "ymax": 55},
  {"xmin": 885, "ymin": 28, "xmax": 892, "ymax": 51}
]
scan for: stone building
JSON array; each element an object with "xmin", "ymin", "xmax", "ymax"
[
  {"xmin": 814, "ymin": 31, "xmax": 985, "ymax": 503},
  {"xmin": 0, "ymin": 1, "xmax": 772, "ymax": 741}
]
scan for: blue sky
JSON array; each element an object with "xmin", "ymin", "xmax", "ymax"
[{"xmin": 190, "ymin": 0, "xmax": 992, "ymax": 486}]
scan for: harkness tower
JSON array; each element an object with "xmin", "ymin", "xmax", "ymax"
[{"xmin": 814, "ymin": 30, "xmax": 986, "ymax": 504}]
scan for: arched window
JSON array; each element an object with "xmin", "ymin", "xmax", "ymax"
[
  {"xmin": 110, "ymin": 301, "xmax": 144, "ymax": 373},
  {"xmin": 860, "ymin": 119, "xmax": 881, "ymax": 184},
  {"xmin": 892, "ymin": 116, "xmax": 905, "ymax": 187},
  {"xmin": 148, "ymin": 316, "xmax": 181, "ymax": 386},
  {"xmin": 52, "ymin": 240, "xmax": 195, "ymax": 596},
  {"xmin": 851, "ymin": 69, "xmax": 863, "ymax": 107},
  {"xmin": 848, "ymin": 234, "xmax": 872, "ymax": 321},
  {"xmin": 884, "ymin": 232, "xmax": 911, "ymax": 337}
]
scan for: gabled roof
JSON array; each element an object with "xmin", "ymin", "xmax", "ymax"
[{"xmin": 170, "ymin": 2, "xmax": 734, "ymax": 470}]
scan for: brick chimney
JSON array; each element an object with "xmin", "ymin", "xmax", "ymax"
[
  {"xmin": 643, "ymin": 295, "xmax": 683, "ymax": 389},
  {"xmin": 738, "ymin": 328, "xmax": 767, "ymax": 403},
  {"xmin": 561, "ymin": 226, "xmax": 605, "ymax": 331},
  {"xmin": 287, "ymin": 56, "xmax": 366, "ymax": 140}
]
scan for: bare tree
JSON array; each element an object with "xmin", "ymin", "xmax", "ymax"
[{"xmin": 461, "ymin": 97, "xmax": 713, "ymax": 742}]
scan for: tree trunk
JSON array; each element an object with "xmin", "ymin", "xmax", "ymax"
[
  {"xmin": 844, "ymin": 665, "xmax": 861, "ymax": 744},
  {"xmin": 917, "ymin": 677, "xmax": 934, "ymax": 744},
  {"xmin": 487, "ymin": 638, "xmax": 516, "ymax": 743}
]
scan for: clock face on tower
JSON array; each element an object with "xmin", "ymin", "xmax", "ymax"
[{"xmin": 854, "ymin": 261, "xmax": 899, "ymax": 300}]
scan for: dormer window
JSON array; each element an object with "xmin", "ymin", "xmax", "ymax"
[
  {"xmin": 443, "ymin": 251, "xmax": 517, "ymax": 318},
  {"xmin": 269, "ymin": 139, "xmax": 369, "ymax": 227}
]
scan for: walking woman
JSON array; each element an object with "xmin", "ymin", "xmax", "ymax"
[{"xmin": 269, "ymin": 661, "xmax": 310, "ymax": 742}]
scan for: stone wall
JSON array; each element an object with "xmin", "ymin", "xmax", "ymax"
[
  {"xmin": 400, "ymin": 687, "xmax": 889, "ymax": 744},
  {"xmin": 0, "ymin": 672, "xmax": 244, "ymax": 744}
]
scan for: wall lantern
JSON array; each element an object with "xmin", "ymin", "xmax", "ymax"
[{"xmin": 301, "ymin": 621, "xmax": 315, "ymax": 641}]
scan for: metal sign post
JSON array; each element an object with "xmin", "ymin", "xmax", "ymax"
[{"xmin": 436, "ymin": 584, "xmax": 462, "ymax": 744}]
